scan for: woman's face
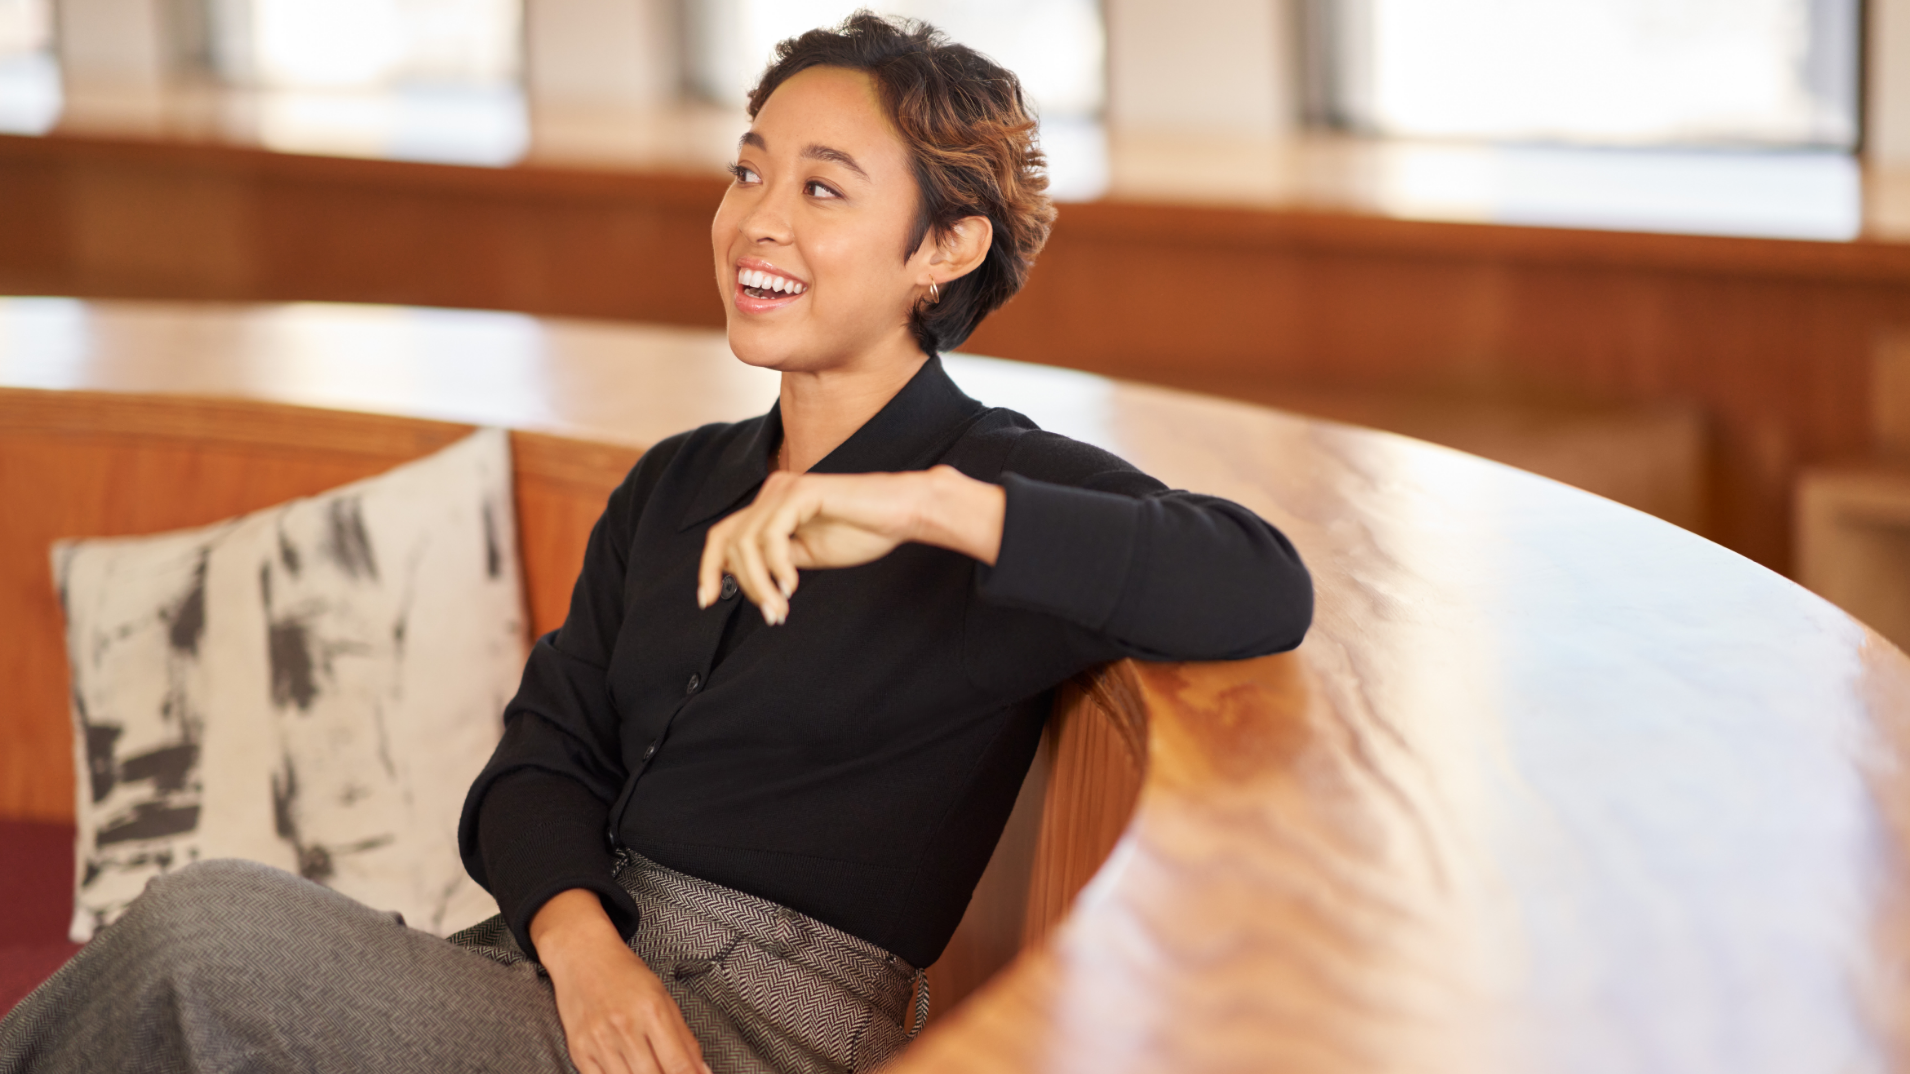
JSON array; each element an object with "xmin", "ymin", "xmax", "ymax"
[{"xmin": 713, "ymin": 66, "xmax": 936, "ymax": 374}]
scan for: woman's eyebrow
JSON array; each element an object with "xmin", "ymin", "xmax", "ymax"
[
  {"xmin": 736, "ymin": 133, "xmax": 868, "ymax": 181},
  {"xmin": 800, "ymin": 144, "xmax": 868, "ymax": 179}
]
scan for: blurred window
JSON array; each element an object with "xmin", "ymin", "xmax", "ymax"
[
  {"xmin": 687, "ymin": 0, "xmax": 1103, "ymax": 118},
  {"xmin": 204, "ymin": 0, "xmax": 527, "ymax": 165},
  {"xmin": 685, "ymin": 1, "xmax": 1106, "ymax": 197},
  {"xmin": 0, "ymin": 0, "xmax": 59, "ymax": 133},
  {"xmin": 1306, "ymin": 0, "xmax": 1861, "ymax": 149},
  {"xmin": 209, "ymin": 0, "xmax": 520, "ymax": 89}
]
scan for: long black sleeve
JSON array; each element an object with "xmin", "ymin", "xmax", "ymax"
[
  {"xmin": 974, "ymin": 426, "xmax": 1312, "ymax": 663},
  {"xmin": 458, "ymin": 434, "xmax": 689, "ymax": 959},
  {"xmin": 475, "ymin": 769, "xmax": 639, "ymax": 956}
]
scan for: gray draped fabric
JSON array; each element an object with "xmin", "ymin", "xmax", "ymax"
[{"xmin": 1, "ymin": 855, "xmax": 921, "ymax": 1073}]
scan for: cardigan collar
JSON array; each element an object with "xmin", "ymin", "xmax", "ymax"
[{"xmin": 678, "ymin": 355, "xmax": 986, "ymax": 531}]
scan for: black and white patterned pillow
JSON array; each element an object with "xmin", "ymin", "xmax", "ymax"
[{"xmin": 55, "ymin": 428, "xmax": 525, "ymax": 941}]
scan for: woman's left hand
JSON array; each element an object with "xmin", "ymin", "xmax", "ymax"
[{"xmin": 697, "ymin": 464, "xmax": 1004, "ymax": 624}]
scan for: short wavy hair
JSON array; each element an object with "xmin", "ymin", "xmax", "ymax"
[{"xmin": 747, "ymin": 12, "xmax": 1056, "ymax": 354}]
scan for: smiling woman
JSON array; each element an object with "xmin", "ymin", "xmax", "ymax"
[{"xmin": 0, "ymin": 13, "xmax": 1312, "ymax": 1074}]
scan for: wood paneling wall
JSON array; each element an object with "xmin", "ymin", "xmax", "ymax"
[
  {"xmin": 0, "ymin": 134, "xmax": 728, "ymax": 323},
  {"xmin": 6, "ymin": 132, "xmax": 1910, "ymax": 571}
]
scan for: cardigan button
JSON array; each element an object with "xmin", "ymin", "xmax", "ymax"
[
  {"xmin": 720, "ymin": 574, "xmax": 739, "ymax": 600},
  {"xmin": 686, "ymin": 673, "xmax": 701, "ymax": 695},
  {"xmin": 643, "ymin": 742, "xmax": 657, "ymax": 760}
]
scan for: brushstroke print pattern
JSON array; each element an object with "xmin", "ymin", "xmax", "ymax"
[{"xmin": 56, "ymin": 429, "xmax": 525, "ymax": 941}]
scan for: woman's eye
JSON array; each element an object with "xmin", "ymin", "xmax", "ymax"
[
  {"xmin": 805, "ymin": 180, "xmax": 841, "ymax": 199},
  {"xmin": 729, "ymin": 164, "xmax": 760, "ymax": 184}
]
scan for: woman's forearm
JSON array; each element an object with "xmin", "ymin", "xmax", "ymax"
[
  {"xmin": 529, "ymin": 888, "xmax": 624, "ymax": 969},
  {"xmin": 911, "ymin": 465, "xmax": 1006, "ymax": 566},
  {"xmin": 698, "ymin": 465, "xmax": 1006, "ymax": 620}
]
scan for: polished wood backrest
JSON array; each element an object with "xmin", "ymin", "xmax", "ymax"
[
  {"xmin": 926, "ymin": 662, "xmax": 1150, "ymax": 1009},
  {"xmin": 0, "ymin": 386, "xmax": 1146, "ymax": 1014}
]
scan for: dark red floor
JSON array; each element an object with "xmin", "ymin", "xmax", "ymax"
[{"xmin": 0, "ymin": 819, "xmax": 84, "ymax": 1013}]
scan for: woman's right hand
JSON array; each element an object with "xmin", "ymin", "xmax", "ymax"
[{"xmin": 530, "ymin": 889, "xmax": 711, "ymax": 1074}]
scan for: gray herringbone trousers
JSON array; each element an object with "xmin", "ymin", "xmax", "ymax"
[{"xmin": 0, "ymin": 856, "xmax": 924, "ymax": 1073}]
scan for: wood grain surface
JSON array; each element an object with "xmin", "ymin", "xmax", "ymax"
[
  {"xmin": 897, "ymin": 385, "xmax": 1910, "ymax": 1072},
  {"xmin": 4, "ymin": 299, "xmax": 1910, "ymax": 1069}
]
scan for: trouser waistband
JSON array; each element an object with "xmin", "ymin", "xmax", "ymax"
[{"xmin": 610, "ymin": 849, "xmax": 929, "ymax": 1035}]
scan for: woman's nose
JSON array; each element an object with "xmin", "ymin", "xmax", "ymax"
[{"xmin": 741, "ymin": 187, "xmax": 795, "ymax": 244}]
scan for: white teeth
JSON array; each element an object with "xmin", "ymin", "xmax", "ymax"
[{"xmin": 740, "ymin": 268, "xmax": 804, "ymax": 295}]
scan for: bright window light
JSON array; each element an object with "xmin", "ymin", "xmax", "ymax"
[
  {"xmin": 0, "ymin": 0, "xmax": 51, "ymax": 55},
  {"xmin": 217, "ymin": 0, "xmax": 521, "ymax": 90},
  {"xmin": 1318, "ymin": 0, "xmax": 1859, "ymax": 148},
  {"xmin": 689, "ymin": 0, "xmax": 1104, "ymax": 119},
  {"xmin": 687, "ymin": 2, "xmax": 1107, "ymax": 198},
  {"xmin": 0, "ymin": 0, "xmax": 57, "ymax": 134},
  {"xmin": 204, "ymin": 0, "xmax": 525, "ymax": 165}
]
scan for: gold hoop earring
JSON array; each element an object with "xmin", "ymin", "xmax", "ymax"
[{"xmin": 927, "ymin": 281, "xmax": 941, "ymax": 305}]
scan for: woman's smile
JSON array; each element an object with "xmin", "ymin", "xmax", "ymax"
[{"xmin": 733, "ymin": 256, "xmax": 809, "ymax": 314}]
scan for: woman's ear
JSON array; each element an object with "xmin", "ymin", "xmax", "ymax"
[{"xmin": 927, "ymin": 216, "xmax": 994, "ymax": 282}]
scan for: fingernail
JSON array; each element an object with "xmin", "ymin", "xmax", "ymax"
[
  {"xmin": 762, "ymin": 604, "xmax": 776, "ymax": 626},
  {"xmin": 778, "ymin": 579, "xmax": 794, "ymax": 598}
]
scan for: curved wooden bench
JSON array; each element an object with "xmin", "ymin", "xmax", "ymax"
[{"xmin": 5, "ymin": 299, "xmax": 1910, "ymax": 1070}]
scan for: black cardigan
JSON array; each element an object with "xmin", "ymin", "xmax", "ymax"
[{"xmin": 458, "ymin": 357, "xmax": 1312, "ymax": 968}]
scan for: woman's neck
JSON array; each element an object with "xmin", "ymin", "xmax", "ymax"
[{"xmin": 775, "ymin": 343, "xmax": 930, "ymax": 474}]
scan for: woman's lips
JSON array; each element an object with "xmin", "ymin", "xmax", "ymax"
[
  {"xmin": 733, "ymin": 279, "xmax": 805, "ymax": 314},
  {"xmin": 733, "ymin": 260, "xmax": 808, "ymax": 314}
]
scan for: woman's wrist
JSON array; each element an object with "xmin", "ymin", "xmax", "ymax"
[
  {"xmin": 529, "ymin": 888, "xmax": 625, "ymax": 971},
  {"xmin": 914, "ymin": 465, "xmax": 1005, "ymax": 565}
]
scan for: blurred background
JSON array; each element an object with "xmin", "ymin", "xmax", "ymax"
[{"xmin": 2, "ymin": 0, "xmax": 1909, "ymax": 591}]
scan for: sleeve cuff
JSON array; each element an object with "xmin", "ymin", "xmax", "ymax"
[
  {"xmin": 977, "ymin": 472, "xmax": 1142, "ymax": 629},
  {"xmin": 506, "ymin": 875, "xmax": 642, "ymax": 963},
  {"xmin": 470, "ymin": 768, "xmax": 638, "ymax": 962}
]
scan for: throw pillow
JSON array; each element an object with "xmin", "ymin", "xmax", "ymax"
[{"xmin": 55, "ymin": 427, "xmax": 525, "ymax": 941}]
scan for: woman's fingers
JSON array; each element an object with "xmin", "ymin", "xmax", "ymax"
[
  {"xmin": 729, "ymin": 524, "xmax": 784, "ymax": 624},
  {"xmin": 724, "ymin": 489, "xmax": 784, "ymax": 622},
  {"xmin": 695, "ymin": 514, "xmax": 734, "ymax": 609},
  {"xmin": 702, "ymin": 475, "xmax": 802, "ymax": 624},
  {"xmin": 761, "ymin": 491, "xmax": 814, "ymax": 603},
  {"xmin": 641, "ymin": 1011, "xmax": 709, "ymax": 1074},
  {"xmin": 697, "ymin": 470, "xmax": 937, "ymax": 621}
]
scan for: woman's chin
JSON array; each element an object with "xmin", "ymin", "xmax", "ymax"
[{"xmin": 726, "ymin": 324, "xmax": 809, "ymax": 373}]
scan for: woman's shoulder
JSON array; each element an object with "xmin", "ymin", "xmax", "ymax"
[
  {"xmin": 952, "ymin": 408, "xmax": 1165, "ymax": 494},
  {"xmin": 604, "ymin": 415, "xmax": 773, "ymax": 520},
  {"xmin": 627, "ymin": 414, "xmax": 770, "ymax": 480}
]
